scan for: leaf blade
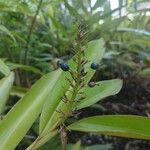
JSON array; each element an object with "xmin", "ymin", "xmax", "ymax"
[
  {"xmin": 7, "ymin": 62, "xmax": 43, "ymax": 75},
  {"xmin": 0, "ymin": 72, "xmax": 14, "ymax": 113},
  {"xmin": 0, "ymin": 25, "xmax": 16, "ymax": 43},
  {"xmin": 10, "ymin": 86, "xmax": 28, "ymax": 98},
  {"xmin": 0, "ymin": 59, "xmax": 10, "ymax": 76},
  {"xmin": 0, "ymin": 70, "xmax": 62, "ymax": 150},
  {"xmin": 68, "ymin": 115, "xmax": 150, "ymax": 140},
  {"xmin": 76, "ymin": 79, "xmax": 123, "ymax": 110}
]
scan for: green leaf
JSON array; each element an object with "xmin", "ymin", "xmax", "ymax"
[
  {"xmin": 117, "ymin": 28, "xmax": 150, "ymax": 36},
  {"xmin": 0, "ymin": 0, "xmax": 34, "ymax": 16},
  {"xmin": 63, "ymin": 0, "xmax": 80, "ymax": 19},
  {"xmin": 86, "ymin": 144, "xmax": 112, "ymax": 150},
  {"xmin": 68, "ymin": 115, "xmax": 150, "ymax": 140},
  {"xmin": 76, "ymin": 79, "xmax": 123, "ymax": 110},
  {"xmin": 0, "ymin": 72, "xmax": 14, "ymax": 113},
  {"xmin": 71, "ymin": 141, "xmax": 81, "ymax": 150},
  {"xmin": 86, "ymin": 12, "xmax": 102, "ymax": 26},
  {"xmin": 39, "ymin": 39, "xmax": 105, "ymax": 134},
  {"xmin": 139, "ymin": 67, "xmax": 150, "ymax": 78},
  {"xmin": 0, "ymin": 59, "xmax": 10, "ymax": 76},
  {"xmin": 7, "ymin": 62, "xmax": 43, "ymax": 75},
  {"xmin": 38, "ymin": 135, "xmax": 61, "ymax": 150},
  {"xmin": 0, "ymin": 25, "xmax": 16, "ymax": 43},
  {"xmin": 10, "ymin": 86, "xmax": 28, "ymax": 98},
  {"xmin": 68, "ymin": 143, "xmax": 112, "ymax": 150},
  {"xmin": 39, "ymin": 71, "xmax": 70, "ymax": 133},
  {"xmin": 92, "ymin": 0, "xmax": 105, "ymax": 10},
  {"xmin": 49, "ymin": 16, "xmax": 67, "ymax": 37},
  {"xmin": 0, "ymin": 69, "xmax": 63, "ymax": 150}
]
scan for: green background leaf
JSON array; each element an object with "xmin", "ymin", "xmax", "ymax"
[
  {"xmin": 0, "ymin": 25, "xmax": 16, "ymax": 43},
  {"xmin": 139, "ymin": 67, "xmax": 150, "ymax": 78},
  {"xmin": 0, "ymin": 72, "xmax": 14, "ymax": 113},
  {"xmin": 0, "ymin": 59, "xmax": 10, "ymax": 76}
]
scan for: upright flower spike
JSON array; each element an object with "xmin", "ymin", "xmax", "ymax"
[
  {"xmin": 56, "ymin": 22, "xmax": 89, "ymax": 117},
  {"xmin": 56, "ymin": 20, "xmax": 90, "ymax": 131}
]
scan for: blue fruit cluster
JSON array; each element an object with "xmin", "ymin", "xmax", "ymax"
[{"xmin": 58, "ymin": 61, "xmax": 99, "ymax": 72}]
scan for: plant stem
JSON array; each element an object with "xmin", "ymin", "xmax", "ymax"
[
  {"xmin": 24, "ymin": 0, "xmax": 43, "ymax": 65},
  {"xmin": 22, "ymin": 0, "xmax": 43, "ymax": 87},
  {"xmin": 26, "ymin": 130, "xmax": 58, "ymax": 150}
]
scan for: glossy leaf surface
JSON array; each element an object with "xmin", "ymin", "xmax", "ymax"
[
  {"xmin": 68, "ymin": 115, "xmax": 150, "ymax": 140},
  {"xmin": 76, "ymin": 79, "xmax": 123, "ymax": 110},
  {"xmin": 0, "ymin": 70, "xmax": 62, "ymax": 150}
]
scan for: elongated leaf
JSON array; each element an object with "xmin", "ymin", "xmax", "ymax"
[
  {"xmin": 117, "ymin": 28, "xmax": 150, "ymax": 36},
  {"xmin": 139, "ymin": 67, "xmax": 150, "ymax": 78},
  {"xmin": 39, "ymin": 39, "xmax": 105, "ymax": 133},
  {"xmin": 7, "ymin": 62, "xmax": 43, "ymax": 75},
  {"xmin": 10, "ymin": 86, "xmax": 28, "ymax": 98},
  {"xmin": 92, "ymin": 0, "xmax": 105, "ymax": 10},
  {"xmin": 76, "ymin": 79, "xmax": 123, "ymax": 110},
  {"xmin": 0, "ymin": 59, "xmax": 10, "ymax": 76},
  {"xmin": 68, "ymin": 115, "xmax": 150, "ymax": 140},
  {"xmin": 64, "ymin": 0, "xmax": 80, "ymax": 19},
  {"xmin": 39, "ymin": 71, "xmax": 70, "ymax": 133},
  {"xmin": 50, "ymin": 16, "xmax": 67, "ymax": 37},
  {"xmin": 0, "ymin": 0, "xmax": 34, "ymax": 16},
  {"xmin": 37, "ymin": 135, "xmax": 61, "ymax": 150},
  {"xmin": 71, "ymin": 141, "xmax": 81, "ymax": 150},
  {"xmin": 0, "ymin": 72, "xmax": 14, "ymax": 113},
  {"xmin": 86, "ymin": 144, "xmax": 112, "ymax": 150},
  {"xmin": 0, "ymin": 25, "xmax": 16, "ymax": 43},
  {"xmin": 0, "ymin": 69, "xmax": 63, "ymax": 150}
]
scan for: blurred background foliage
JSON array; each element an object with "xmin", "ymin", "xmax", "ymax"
[
  {"xmin": 0, "ymin": 0, "xmax": 149, "ymax": 148},
  {"xmin": 0, "ymin": 0, "xmax": 149, "ymax": 86}
]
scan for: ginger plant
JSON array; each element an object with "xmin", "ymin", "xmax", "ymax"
[
  {"xmin": 26, "ymin": 23, "xmax": 106, "ymax": 150},
  {"xmin": 0, "ymin": 24, "xmax": 125, "ymax": 150}
]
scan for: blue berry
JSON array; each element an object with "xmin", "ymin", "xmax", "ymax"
[
  {"xmin": 90, "ymin": 62, "xmax": 99, "ymax": 70},
  {"xmin": 60, "ymin": 63, "xmax": 69, "ymax": 71}
]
